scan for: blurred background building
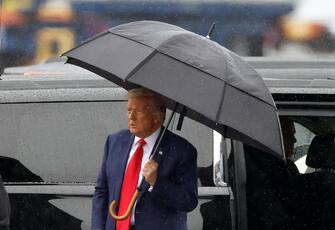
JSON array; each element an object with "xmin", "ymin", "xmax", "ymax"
[
  {"xmin": 2, "ymin": 0, "xmax": 335, "ymax": 68},
  {"xmin": 0, "ymin": 0, "xmax": 296, "ymax": 68},
  {"xmin": 279, "ymin": 0, "xmax": 335, "ymax": 54}
]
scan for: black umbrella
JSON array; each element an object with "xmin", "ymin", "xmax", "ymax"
[
  {"xmin": 63, "ymin": 20, "xmax": 285, "ymax": 220},
  {"xmin": 63, "ymin": 20, "xmax": 284, "ymax": 159}
]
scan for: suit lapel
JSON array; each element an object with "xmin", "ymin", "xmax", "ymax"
[
  {"xmin": 152, "ymin": 129, "xmax": 170, "ymax": 165},
  {"xmin": 120, "ymin": 133, "xmax": 135, "ymax": 172},
  {"xmin": 113, "ymin": 131, "xmax": 134, "ymax": 201}
]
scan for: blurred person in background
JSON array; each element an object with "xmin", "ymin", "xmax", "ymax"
[{"xmin": 280, "ymin": 117, "xmax": 299, "ymax": 176}]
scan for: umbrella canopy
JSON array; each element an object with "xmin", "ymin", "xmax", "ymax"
[{"xmin": 63, "ymin": 20, "xmax": 284, "ymax": 159}]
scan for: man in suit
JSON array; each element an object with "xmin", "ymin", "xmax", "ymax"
[
  {"xmin": 0, "ymin": 175, "xmax": 10, "ymax": 230},
  {"xmin": 280, "ymin": 117, "xmax": 299, "ymax": 176},
  {"xmin": 92, "ymin": 87, "xmax": 198, "ymax": 230}
]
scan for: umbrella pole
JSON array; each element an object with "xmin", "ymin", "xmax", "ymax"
[
  {"xmin": 109, "ymin": 103, "xmax": 179, "ymax": 220},
  {"xmin": 149, "ymin": 102, "xmax": 180, "ymax": 159}
]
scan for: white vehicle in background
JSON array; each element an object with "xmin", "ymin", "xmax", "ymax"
[{"xmin": 281, "ymin": 0, "xmax": 335, "ymax": 51}]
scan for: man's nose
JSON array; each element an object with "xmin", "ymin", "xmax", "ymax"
[{"xmin": 128, "ymin": 111, "xmax": 136, "ymax": 119}]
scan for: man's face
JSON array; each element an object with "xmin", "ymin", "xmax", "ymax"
[{"xmin": 127, "ymin": 97, "xmax": 161, "ymax": 138}]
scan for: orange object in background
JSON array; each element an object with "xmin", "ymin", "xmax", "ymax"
[
  {"xmin": 0, "ymin": 9, "xmax": 25, "ymax": 26},
  {"xmin": 281, "ymin": 16, "xmax": 327, "ymax": 42},
  {"xmin": 37, "ymin": 0, "xmax": 73, "ymax": 23},
  {"xmin": 0, "ymin": 0, "xmax": 32, "ymax": 26},
  {"xmin": 280, "ymin": 0, "xmax": 335, "ymax": 46}
]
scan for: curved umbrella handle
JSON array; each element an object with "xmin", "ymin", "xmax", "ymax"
[{"xmin": 109, "ymin": 190, "xmax": 139, "ymax": 220}]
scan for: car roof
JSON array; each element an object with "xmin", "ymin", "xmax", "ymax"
[
  {"xmin": 0, "ymin": 58, "xmax": 127, "ymax": 103},
  {"xmin": 1, "ymin": 57, "xmax": 335, "ymax": 103},
  {"xmin": 0, "ymin": 58, "xmax": 111, "ymax": 89},
  {"xmin": 245, "ymin": 57, "xmax": 335, "ymax": 95}
]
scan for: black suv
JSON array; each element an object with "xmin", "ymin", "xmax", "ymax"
[{"xmin": 1, "ymin": 57, "xmax": 335, "ymax": 230}]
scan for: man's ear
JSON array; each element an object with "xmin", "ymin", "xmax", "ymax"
[
  {"xmin": 153, "ymin": 112, "xmax": 163, "ymax": 125},
  {"xmin": 154, "ymin": 115, "xmax": 161, "ymax": 125}
]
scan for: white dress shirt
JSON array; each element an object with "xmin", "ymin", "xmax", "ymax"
[{"xmin": 127, "ymin": 127, "xmax": 161, "ymax": 225}]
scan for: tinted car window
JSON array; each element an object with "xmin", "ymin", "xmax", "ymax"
[
  {"xmin": 293, "ymin": 122, "xmax": 315, "ymax": 173},
  {"xmin": 0, "ymin": 101, "xmax": 127, "ymax": 183},
  {"xmin": 0, "ymin": 101, "xmax": 213, "ymax": 183}
]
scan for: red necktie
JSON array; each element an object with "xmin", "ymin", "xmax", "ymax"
[{"xmin": 116, "ymin": 138, "xmax": 146, "ymax": 230}]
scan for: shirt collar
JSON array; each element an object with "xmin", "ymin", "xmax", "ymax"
[{"xmin": 134, "ymin": 127, "xmax": 161, "ymax": 147}]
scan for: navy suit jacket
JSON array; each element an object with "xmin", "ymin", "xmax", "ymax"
[{"xmin": 92, "ymin": 128, "xmax": 198, "ymax": 230}]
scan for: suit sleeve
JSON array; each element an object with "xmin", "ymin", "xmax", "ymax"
[
  {"xmin": 150, "ymin": 143, "xmax": 198, "ymax": 212},
  {"xmin": 91, "ymin": 136, "xmax": 110, "ymax": 230}
]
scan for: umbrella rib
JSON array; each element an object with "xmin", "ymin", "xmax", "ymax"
[
  {"xmin": 227, "ymin": 82, "xmax": 277, "ymax": 108},
  {"xmin": 110, "ymin": 32, "xmax": 275, "ymax": 108},
  {"xmin": 62, "ymin": 31, "xmax": 109, "ymax": 56},
  {"xmin": 110, "ymin": 32, "xmax": 225, "ymax": 82},
  {"xmin": 109, "ymin": 32, "xmax": 157, "ymax": 50},
  {"xmin": 124, "ymin": 50, "xmax": 158, "ymax": 81},
  {"xmin": 156, "ymin": 52, "xmax": 277, "ymax": 108},
  {"xmin": 158, "ymin": 51, "xmax": 224, "ymax": 82}
]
